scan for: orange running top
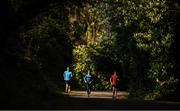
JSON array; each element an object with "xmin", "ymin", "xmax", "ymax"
[{"xmin": 110, "ymin": 75, "xmax": 119, "ymax": 85}]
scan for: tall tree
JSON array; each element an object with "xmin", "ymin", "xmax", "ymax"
[{"xmin": 71, "ymin": 0, "xmax": 179, "ymax": 100}]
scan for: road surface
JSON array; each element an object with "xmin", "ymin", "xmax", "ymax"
[{"xmin": 58, "ymin": 91, "xmax": 180, "ymax": 110}]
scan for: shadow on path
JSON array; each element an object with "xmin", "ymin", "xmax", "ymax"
[{"xmin": 59, "ymin": 91, "xmax": 180, "ymax": 110}]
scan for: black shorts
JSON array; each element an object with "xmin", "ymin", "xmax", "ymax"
[
  {"xmin": 65, "ymin": 80, "xmax": 71, "ymax": 85},
  {"xmin": 86, "ymin": 83, "xmax": 92, "ymax": 89},
  {"xmin": 112, "ymin": 85, "xmax": 117, "ymax": 88}
]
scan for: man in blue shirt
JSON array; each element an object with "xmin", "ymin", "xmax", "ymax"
[
  {"xmin": 84, "ymin": 70, "xmax": 93, "ymax": 97},
  {"xmin": 64, "ymin": 67, "xmax": 73, "ymax": 93}
]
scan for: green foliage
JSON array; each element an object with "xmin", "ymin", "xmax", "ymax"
[
  {"xmin": 69, "ymin": 0, "xmax": 179, "ymax": 100},
  {"xmin": 19, "ymin": 6, "xmax": 74, "ymax": 91},
  {"xmin": 0, "ymin": 1, "xmax": 76, "ymax": 107},
  {"xmin": 1, "ymin": 0, "xmax": 180, "ymax": 107}
]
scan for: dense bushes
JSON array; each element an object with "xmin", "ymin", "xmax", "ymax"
[{"xmin": 0, "ymin": 0, "xmax": 180, "ymax": 107}]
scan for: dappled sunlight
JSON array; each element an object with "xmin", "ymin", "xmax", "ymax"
[
  {"xmin": 0, "ymin": 0, "xmax": 180, "ymax": 109},
  {"xmin": 61, "ymin": 91, "xmax": 129, "ymax": 100}
]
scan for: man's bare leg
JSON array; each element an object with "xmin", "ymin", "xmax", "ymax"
[
  {"xmin": 65, "ymin": 83, "xmax": 68, "ymax": 93},
  {"xmin": 68, "ymin": 85, "xmax": 71, "ymax": 93},
  {"xmin": 112, "ymin": 86, "xmax": 115, "ymax": 98}
]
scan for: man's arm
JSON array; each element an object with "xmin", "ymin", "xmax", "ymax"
[
  {"xmin": 117, "ymin": 76, "xmax": 120, "ymax": 81},
  {"xmin": 110, "ymin": 77, "xmax": 112, "ymax": 85},
  {"xmin": 84, "ymin": 76, "xmax": 87, "ymax": 83},
  {"xmin": 70, "ymin": 72, "xmax": 73, "ymax": 78},
  {"xmin": 90, "ymin": 77, "xmax": 93, "ymax": 84},
  {"xmin": 63, "ymin": 72, "xmax": 65, "ymax": 80}
]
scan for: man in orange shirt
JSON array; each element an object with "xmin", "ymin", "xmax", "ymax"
[{"xmin": 110, "ymin": 71, "xmax": 119, "ymax": 99}]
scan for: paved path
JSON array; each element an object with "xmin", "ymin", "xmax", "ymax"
[
  {"xmin": 59, "ymin": 91, "xmax": 180, "ymax": 110},
  {"xmin": 65, "ymin": 91, "xmax": 128, "ymax": 99}
]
